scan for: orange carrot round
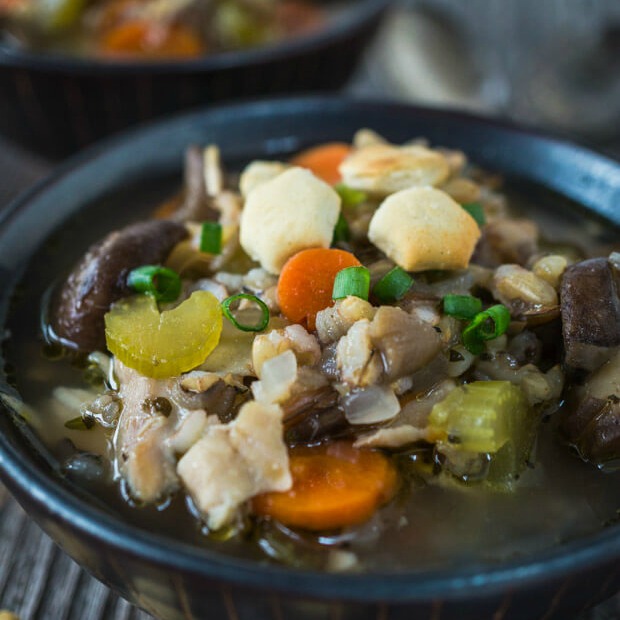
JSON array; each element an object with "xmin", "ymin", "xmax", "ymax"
[
  {"xmin": 98, "ymin": 20, "xmax": 204, "ymax": 59},
  {"xmin": 277, "ymin": 248, "xmax": 361, "ymax": 331},
  {"xmin": 290, "ymin": 142, "xmax": 352, "ymax": 185},
  {"xmin": 252, "ymin": 441, "xmax": 398, "ymax": 531}
]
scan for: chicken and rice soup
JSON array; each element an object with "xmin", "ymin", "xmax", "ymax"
[{"xmin": 6, "ymin": 129, "xmax": 620, "ymax": 571}]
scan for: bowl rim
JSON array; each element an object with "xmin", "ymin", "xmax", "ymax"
[
  {"xmin": 0, "ymin": 96, "xmax": 619, "ymax": 604},
  {"xmin": 0, "ymin": 0, "xmax": 389, "ymax": 75}
]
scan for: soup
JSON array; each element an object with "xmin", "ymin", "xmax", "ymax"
[
  {"xmin": 0, "ymin": 0, "xmax": 324, "ymax": 59},
  {"xmin": 5, "ymin": 130, "xmax": 620, "ymax": 572}
]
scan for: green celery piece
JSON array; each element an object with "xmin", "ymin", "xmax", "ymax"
[{"xmin": 429, "ymin": 381, "xmax": 530, "ymax": 454}]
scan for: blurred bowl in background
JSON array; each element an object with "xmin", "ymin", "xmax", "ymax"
[{"xmin": 0, "ymin": 0, "xmax": 388, "ymax": 159}]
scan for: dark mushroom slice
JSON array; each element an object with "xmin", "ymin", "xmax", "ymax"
[
  {"xmin": 170, "ymin": 145, "xmax": 222, "ymax": 223},
  {"xmin": 560, "ymin": 350, "xmax": 620, "ymax": 466},
  {"xmin": 369, "ymin": 306, "xmax": 444, "ymax": 382},
  {"xmin": 560, "ymin": 257, "xmax": 620, "ymax": 372},
  {"xmin": 49, "ymin": 220, "xmax": 188, "ymax": 353}
]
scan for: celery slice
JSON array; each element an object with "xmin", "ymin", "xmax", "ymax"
[
  {"xmin": 430, "ymin": 381, "xmax": 537, "ymax": 488},
  {"xmin": 429, "ymin": 381, "xmax": 528, "ymax": 453}
]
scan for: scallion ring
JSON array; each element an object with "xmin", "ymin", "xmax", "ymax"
[
  {"xmin": 332, "ymin": 266, "xmax": 370, "ymax": 301},
  {"xmin": 462, "ymin": 202, "xmax": 486, "ymax": 227},
  {"xmin": 221, "ymin": 293, "xmax": 270, "ymax": 332},
  {"xmin": 373, "ymin": 266, "xmax": 414, "ymax": 303},
  {"xmin": 332, "ymin": 213, "xmax": 351, "ymax": 244},
  {"xmin": 462, "ymin": 304, "xmax": 511, "ymax": 354},
  {"xmin": 127, "ymin": 265, "xmax": 182, "ymax": 303},
  {"xmin": 334, "ymin": 183, "xmax": 367, "ymax": 208},
  {"xmin": 200, "ymin": 221, "xmax": 223, "ymax": 254},
  {"xmin": 443, "ymin": 294, "xmax": 483, "ymax": 320}
]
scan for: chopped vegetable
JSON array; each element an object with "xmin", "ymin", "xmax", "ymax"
[
  {"xmin": 64, "ymin": 415, "xmax": 94, "ymax": 430},
  {"xmin": 105, "ymin": 291, "xmax": 222, "ymax": 378},
  {"xmin": 429, "ymin": 381, "xmax": 528, "ymax": 453},
  {"xmin": 200, "ymin": 221, "xmax": 222, "ymax": 255},
  {"xmin": 334, "ymin": 183, "xmax": 367, "ymax": 208},
  {"xmin": 252, "ymin": 441, "xmax": 398, "ymax": 530},
  {"xmin": 277, "ymin": 248, "xmax": 361, "ymax": 331},
  {"xmin": 332, "ymin": 266, "xmax": 370, "ymax": 301},
  {"xmin": 429, "ymin": 381, "xmax": 535, "ymax": 487},
  {"xmin": 127, "ymin": 265, "xmax": 182, "ymax": 303},
  {"xmin": 98, "ymin": 20, "xmax": 204, "ymax": 59},
  {"xmin": 462, "ymin": 304, "xmax": 511, "ymax": 354},
  {"xmin": 289, "ymin": 142, "xmax": 352, "ymax": 185},
  {"xmin": 373, "ymin": 266, "xmax": 413, "ymax": 303},
  {"xmin": 462, "ymin": 202, "xmax": 486, "ymax": 227},
  {"xmin": 332, "ymin": 213, "xmax": 350, "ymax": 244},
  {"xmin": 221, "ymin": 294, "xmax": 270, "ymax": 333},
  {"xmin": 442, "ymin": 294, "xmax": 482, "ymax": 320}
]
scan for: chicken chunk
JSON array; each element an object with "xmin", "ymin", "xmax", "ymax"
[
  {"xmin": 368, "ymin": 187, "xmax": 480, "ymax": 272},
  {"xmin": 177, "ymin": 401, "xmax": 291, "ymax": 529},
  {"xmin": 239, "ymin": 167, "xmax": 341, "ymax": 274},
  {"xmin": 113, "ymin": 361, "xmax": 180, "ymax": 503}
]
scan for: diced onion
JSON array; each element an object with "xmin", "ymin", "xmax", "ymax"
[
  {"xmin": 342, "ymin": 385, "xmax": 400, "ymax": 425},
  {"xmin": 252, "ymin": 350, "xmax": 297, "ymax": 405}
]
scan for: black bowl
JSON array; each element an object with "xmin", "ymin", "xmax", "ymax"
[
  {"xmin": 0, "ymin": 0, "xmax": 388, "ymax": 159},
  {"xmin": 0, "ymin": 97, "xmax": 619, "ymax": 620}
]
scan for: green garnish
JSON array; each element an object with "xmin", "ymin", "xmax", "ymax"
[
  {"xmin": 332, "ymin": 213, "xmax": 351, "ymax": 244},
  {"xmin": 200, "ymin": 221, "xmax": 223, "ymax": 255},
  {"xmin": 332, "ymin": 266, "xmax": 370, "ymax": 301},
  {"xmin": 221, "ymin": 294, "xmax": 270, "ymax": 332},
  {"xmin": 462, "ymin": 304, "xmax": 511, "ymax": 354},
  {"xmin": 127, "ymin": 265, "xmax": 182, "ymax": 303},
  {"xmin": 373, "ymin": 267, "xmax": 414, "ymax": 303},
  {"xmin": 442, "ymin": 294, "xmax": 483, "ymax": 320},
  {"xmin": 335, "ymin": 183, "xmax": 367, "ymax": 208},
  {"xmin": 462, "ymin": 202, "xmax": 486, "ymax": 227}
]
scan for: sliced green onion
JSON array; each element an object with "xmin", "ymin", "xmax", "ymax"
[
  {"xmin": 373, "ymin": 266, "xmax": 414, "ymax": 303},
  {"xmin": 221, "ymin": 293, "xmax": 270, "ymax": 332},
  {"xmin": 127, "ymin": 265, "xmax": 181, "ymax": 303},
  {"xmin": 200, "ymin": 221, "xmax": 222, "ymax": 254},
  {"xmin": 332, "ymin": 213, "xmax": 351, "ymax": 244},
  {"xmin": 332, "ymin": 266, "xmax": 370, "ymax": 301},
  {"xmin": 462, "ymin": 304, "xmax": 511, "ymax": 354},
  {"xmin": 334, "ymin": 183, "xmax": 367, "ymax": 208},
  {"xmin": 443, "ymin": 294, "xmax": 483, "ymax": 320},
  {"xmin": 462, "ymin": 202, "xmax": 486, "ymax": 227},
  {"xmin": 64, "ymin": 415, "xmax": 94, "ymax": 431}
]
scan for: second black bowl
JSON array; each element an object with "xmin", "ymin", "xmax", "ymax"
[{"xmin": 0, "ymin": 0, "xmax": 388, "ymax": 159}]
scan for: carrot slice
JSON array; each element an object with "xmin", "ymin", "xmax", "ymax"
[
  {"xmin": 98, "ymin": 19, "xmax": 204, "ymax": 59},
  {"xmin": 252, "ymin": 441, "xmax": 398, "ymax": 531},
  {"xmin": 277, "ymin": 248, "xmax": 361, "ymax": 331},
  {"xmin": 290, "ymin": 142, "xmax": 352, "ymax": 185}
]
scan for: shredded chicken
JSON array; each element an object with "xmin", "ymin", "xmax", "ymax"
[{"xmin": 177, "ymin": 400, "xmax": 291, "ymax": 529}]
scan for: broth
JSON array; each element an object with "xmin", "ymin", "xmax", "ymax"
[{"xmin": 4, "ymin": 148, "xmax": 620, "ymax": 573}]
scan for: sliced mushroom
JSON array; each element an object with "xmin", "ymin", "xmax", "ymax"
[
  {"xmin": 369, "ymin": 306, "xmax": 444, "ymax": 382},
  {"xmin": 49, "ymin": 220, "xmax": 188, "ymax": 352},
  {"xmin": 170, "ymin": 145, "xmax": 221, "ymax": 223},
  {"xmin": 473, "ymin": 218, "xmax": 539, "ymax": 268},
  {"xmin": 560, "ymin": 350, "xmax": 620, "ymax": 466},
  {"xmin": 560, "ymin": 257, "xmax": 620, "ymax": 372}
]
